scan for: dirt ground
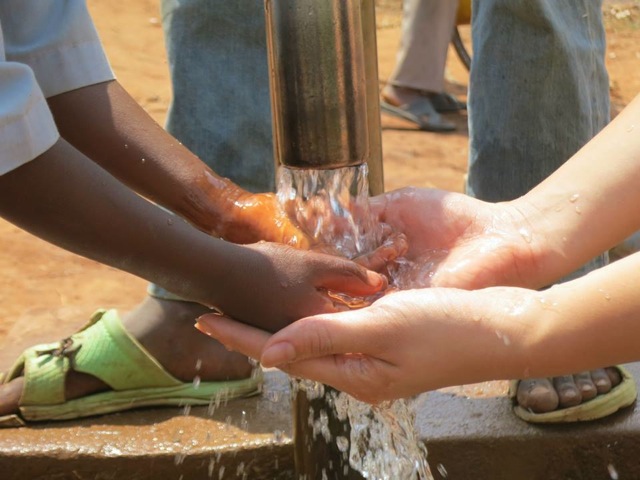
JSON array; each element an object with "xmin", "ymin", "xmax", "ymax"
[{"xmin": 0, "ymin": 1, "xmax": 639, "ymax": 367}]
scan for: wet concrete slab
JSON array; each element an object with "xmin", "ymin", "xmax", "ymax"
[
  {"xmin": 0, "ymin": 370, "xmax": 295, "ymax": 480},
  {"xmin": 417, "ymin": 363, "xmax": 640, "ymax": 480},
  {"xmin": 2, "ymin": 310, "xmax": 640, "ymax": 479},
  {"xmin": 1, "ymin": 365, "xmax": 640, "ymax": 480}
]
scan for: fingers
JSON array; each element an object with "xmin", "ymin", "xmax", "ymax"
[
  {"xmin": 314, "ymin": 254, "xmax": 387, "ymax": 296},
  {"xmin": 281, "ymin": 223, "xmax": 312, "ymax": 250},
  {"xmin": 368, "ymin": 194, "xmax": 389, "ymax": 222},
  {"xmin": 355, "ymin": 233, "xmax": 408, "ymax": 272},
  {"xmin": 197, "ymin": 310, "xmax": 399, "ymax": 404},
  {"xmin": 280, "ymin": 354, "xmax": 396, "ymax": 404},
  {"xmin": 196, "ymin": 313, "xmax": 271, "ymax": 360},
  {"xmin": 259, "ymin": 309, "xmax": 386, "ymax": 367}
]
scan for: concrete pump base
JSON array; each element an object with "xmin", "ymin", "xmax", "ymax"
[{"xmin": 1, "ymin": 364, "xmax": 639, "ymax": 480}]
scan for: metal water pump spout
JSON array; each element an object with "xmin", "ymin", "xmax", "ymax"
[
  {"xmin": 265, "ymin": 1, "xmax": 383, "ymax": 478},
  {"xmin": 266, "ymin": 0, "xmax": 383, "ymax": 184}
]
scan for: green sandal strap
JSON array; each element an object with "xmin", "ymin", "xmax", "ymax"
[
  {"xmin": 16, "ymin": 310, "xmax": 181, "ymax": 407},
  {"xmin": 72, "ymin": 310, "xmax": 181, "ymax": 391}
]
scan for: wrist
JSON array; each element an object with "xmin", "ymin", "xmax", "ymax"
[
  {"xmin": 178, "ymin": 169, "xmax": 249, "ymax": 236},
  {"xmin": 507, "ymin": 195, "xmax": 574, "ymax": 288}
]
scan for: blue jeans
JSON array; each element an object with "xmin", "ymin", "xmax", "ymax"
[
  {"xmin": 152, "ymin": 0, "xmax": 273, "ymax": 301},
  {"xmin": 161, "ymin": 0, "xmax": 273, "ymax": 192},
  {"xmin": 467, "ymin": 0, "xmax": 609, "ymax": 279}
]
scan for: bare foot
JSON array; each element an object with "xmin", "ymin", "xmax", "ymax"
[
  {"xmin": 0, "ymin": 297, "xmax": 253, "ymax": 417},
  {"xmin": 516, "ymin": 368, "xmax": 622, "ymax": 414}
]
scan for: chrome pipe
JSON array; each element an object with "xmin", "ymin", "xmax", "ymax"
[{"xmin": 265, "ymin": 0, "xmax": 370, "ymax": 169}]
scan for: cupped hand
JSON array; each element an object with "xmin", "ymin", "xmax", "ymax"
[
  {"xmin": 371, "ymin": 187, "xmax": 544, "ymax": 290},
  {"xmin": 197, "ymin": 287, "xmax": 540, "ymax": 403},
  {"xmin": 211, "ymin": 241, "xmax": 387, "ymax": 332}
]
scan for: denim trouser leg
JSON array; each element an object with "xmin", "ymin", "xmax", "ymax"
[
  {"xmin": 467, "ymin": 0, "xmax": 609, "ymax": 279},
  {"xmin": 151, "ymin": 0, "xmax": 274, "ymax": 301},
  {"xmin": 389, "ymin": 0, "xmax": 459, "ymax": 93},
  {"xmin": 161, "ymin": 0, "xmax": 273, "ymax": 192}
]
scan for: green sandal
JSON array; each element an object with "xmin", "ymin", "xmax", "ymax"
[
  {"xmin": 0, "ymin": 309, "xmax": 261, "ymax": 427},
  {"xmin": 509, "ymin": 366, "xmax": 637, "ymax": 423}
]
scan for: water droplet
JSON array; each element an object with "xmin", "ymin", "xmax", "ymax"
[
  {"xmin": 518, "ymin": 227, "xmax": 532, "ymax": 243},
  {"xmin": 124, "ymin": 144, "xmax": 129, "ymax": 149},
  {"xmin": 569, "ymin": 193, "xmax": 580, "ymax": 203},
  {"xmin": 167, "ymin": 218, "xmax": 174, "ymax": 226},
  {"xmin": 182, "ymin": 405, "xmax": 191, "ymax": 416},
  {"xmin": 195, "ymin": 359, "xmax": 202, "ymax": 371},
  {"xmin": 598, "ymin": 288, "xmax": 612, "ymax": 301},
  {"xmin": 240, "ymin": 410, "xmax": 248, "ymax": 430},
  {"xmin": 273, "ymin": 429, "xmax": 285, "ymax": 443},
  {"xmin": 608, "ymin": 464, "xmax": 619, "ymax": 479},
  {"xmin": 267, "ymin": 390, "xmax": 282, "ymax": 403},
  {"xmin": 575, "ymin": 206, "xmax": 582, "ymax": 214},
  {"xmin": 208, "ymin": 458, "xmax": 215, "ymax": 478},
  {"xmin": 218, "ymin": 465, "xmax": 225, "ymax": 480},
  {"xmin": 141, "ymin": 158, "xmax": 146, "ymax": 163},
  {"xmin": 437, "ymin": 463, "xmax": 448, "ymax": 478},
  {"xmin": 336, "ymin": 436, "xmax": 349, "ymax": 452},
  {"xmin": 193, "ymin": 376, "xmax": 201, "ymax": 389},
  {"xmin": 627, "ymin": 124, "xmax": 635, "ymax": 132}
]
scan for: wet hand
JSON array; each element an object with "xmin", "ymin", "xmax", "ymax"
[
  {"xmin": 215, "ymin": 192, "xmax": 312, "ymax": 249},
  {"xmin": 212, "ymin": 241, "xmax": 387, "ymax": 332},
  {"xmin": 197, "ymin": 287, "xmax": 536, "ymax": 403},
  {"xmin": 371, "ymin": 187, "xmax": 542, "ymax": 289}
]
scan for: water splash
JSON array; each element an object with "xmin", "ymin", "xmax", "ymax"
[
  {"xmin": 294, "ymin": 381, "xmax": 432, "ymax": 480},
  {"xmin": 277, "ymin": 165, "xmax": 381, "ymax": 259},
  {"xmin": 278, "ymin": 165, "xmax": 432, "ymax": 479}
]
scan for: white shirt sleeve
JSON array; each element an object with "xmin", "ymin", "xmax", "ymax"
[
  {"xmin": 0, "ymin": 62, "xmax": 59, "ymax": 175},
  {"xmin": 1, "ymin": 0, "xmax": 115, "ymax": 98},
  {"xmin": 0, "ymin": 0, "xmax": 115, "ymax": 175}
]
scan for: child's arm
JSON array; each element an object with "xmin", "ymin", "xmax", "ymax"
[
  {"xmin": 46, "ymin": 80, "xmax": 309, "ymax": 247},
  {"xmin": 0, "ymin": 138, "xmax": 385, "ymax": 331}
]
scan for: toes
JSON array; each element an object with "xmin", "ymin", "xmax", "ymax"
[
  {"xmin": 516, "ymin": 378, "xmax": 559, "ymax": 413},
  {"xmin": 573, "ymin": 371, "xmax": 598, "ymax": 401},
  {"xmin": 0, "ymin": 377, "xmax": 24, "ymax": 416},
  {"xmin": 553, "ymin": 375, "xmax": 583, "ymax": 408},
  {"xmin": 605, "ymin": 366, "xmax": 622, "ymax": 388},
  {"xmin": 590, "ymin": 368, "xmax": 613, "ymax": 394},
  {"xmin": 517, "ymin": 369, "xmax": 624, "ymax": 416}
]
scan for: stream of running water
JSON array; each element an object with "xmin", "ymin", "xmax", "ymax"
[{"xmin": 277, "ymin": 164, "xmax": 433, "ymax": 480}]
